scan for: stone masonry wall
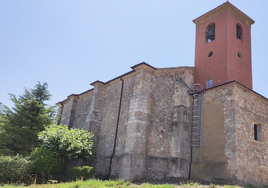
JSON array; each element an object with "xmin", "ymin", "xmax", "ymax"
[
  {"xmin": 108, "ymin": 66, "xmax": 194, "ymax": 181},
  {"xmin": 72, "ymin": 92, "xmax": 93, "ymax": 130},
  {"xmin": 110, "ymin": 74, "xmax": 136, "ymax": 179},
  {"xmin": 233, "ymin": 84, "xmax": 268, "ymax": 185},
  {"xmin": 147, "ymin": 67, "xmax": 193, "ymax": 180},
  {"xmin": 94, "ymin": 80, "xmax": 122, "ymax": 178},
  {"xmin": 191, "ymin": 83, "xmax": 236, "ymax": 183},
  {"xmin": 191, "ymin": 82, "xmax": 268, "ymax": 185},
  {"xmin": 59, "ymin": 95, "xmax": 79, "ymax": 128},
  {"xmin": 58, "ymin": 64, "xmax": 195, "ymax": 181},
  {"xmin": 120, "ymin": 66, "xmax": 154, "ymax": 180}
]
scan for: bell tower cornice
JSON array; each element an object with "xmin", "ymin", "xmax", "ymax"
[{"xmin": 193, "ymin": 1, "xmax": 255, "ymax": 27}]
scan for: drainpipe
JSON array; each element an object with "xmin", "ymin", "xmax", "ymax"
[
  {"xmin": 189, "ymin": 94, "xmax": 194, "ymax": 180},
  {"xmin": 108, "ymin": 77, "xmax": 124, "ymax": 179}
]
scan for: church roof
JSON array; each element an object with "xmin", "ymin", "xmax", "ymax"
[{"xmin": 191, "ymin": 80, "xmax": 268, "ymax": 102}]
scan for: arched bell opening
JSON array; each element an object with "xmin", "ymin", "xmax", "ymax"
[
  {"xmin": 205, "ymin": 23, "xmax": 215, "ymax": 43},
  {"xmin": 236, "ymin": 23, "xmax": 243, "ymax": 40}
]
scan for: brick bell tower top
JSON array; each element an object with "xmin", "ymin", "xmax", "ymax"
[{"xmin": 193, "ymin": 1, "xmax": 255, "ymax": 89}]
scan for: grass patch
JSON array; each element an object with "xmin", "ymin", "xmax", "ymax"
[
  {"xmin": 1, "ymin": 179, "xmax": 267, "ymax": 188},
  {"xmin": 141, "ymin": 183, "xmax": 175, "ymax": 188},
  {"xmin": 1, "ymin": 179, "xmax": 134, "ymax": 188}
]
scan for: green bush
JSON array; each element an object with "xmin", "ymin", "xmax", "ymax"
[
  {"xmin": 72, "ymin": 166, "xmax": 93, "ymax": 181},
  {"xmin": 0, "ymin": 155, "xmax": 34, "ymax": 184},
  {"xmin": 29, "ymin": 147, "xmax": 66, "ymax": 176},
  {"xmin": 246, "ymin": 184, "xmax": 256, "ymax": 188}
]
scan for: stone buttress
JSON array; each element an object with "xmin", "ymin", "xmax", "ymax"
[{"xmin": 120, "ymin": 64, "xmax": 154, "ymax": 180}]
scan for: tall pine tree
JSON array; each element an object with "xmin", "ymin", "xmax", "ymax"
[{"xmin": 0, "ymin": 82, "xmax": 55, "ymax": 156}]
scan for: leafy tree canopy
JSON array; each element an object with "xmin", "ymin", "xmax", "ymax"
[
  {"xmin": 0, "ymin": 82, "xmax": 56, "ymax": 156},
  {"xmin": 38, "ymin": 124, "xmax": 94, "ymax": 160}
]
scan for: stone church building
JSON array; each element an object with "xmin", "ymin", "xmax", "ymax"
[{"xmin": 57, "ymin": 2, "xmax": 268, "ymax": 185}]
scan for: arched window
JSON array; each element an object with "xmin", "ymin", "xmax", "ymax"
[
  {"xmin": 205, "ymin": 23, "xmax": 215, "ymax": 43},
  {"xmin": 236, "ymin": 23, "xmax": 242, "ymax": 40}
]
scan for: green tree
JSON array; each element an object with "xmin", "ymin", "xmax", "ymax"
[
  {"xmin": 28, "ymin": 125, "xmax": 93, "ymax": 178},
  {"xmin": 38, "ymin": 124, "xmax": 94, "ymax": 160},
  {"xmin": 0, "ymin": 82, "xmax": 55, "ymax": 156}
]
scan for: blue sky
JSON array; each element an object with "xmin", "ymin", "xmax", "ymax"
[{"xmin": 1, "ymin": 0, "xmax": 268, "ymax": 109}]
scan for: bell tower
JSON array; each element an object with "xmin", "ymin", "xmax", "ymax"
[{"xmin": 193, "ymin": 1, "xmax": 255, "ymax": 89}]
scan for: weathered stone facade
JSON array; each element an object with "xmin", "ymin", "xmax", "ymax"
[
  {"xmin": 57, "ymin": 2, "xmax": 268, "ymax": 185},
  {"xmin": 58, "ymin": 63, "xmax": 194, "ymax": 181},
  {"xmin": 190, "ymin": 81, "xmax": 268, "ymax": 185}
]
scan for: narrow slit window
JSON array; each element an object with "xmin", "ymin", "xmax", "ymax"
[
  {"xmin": 254, "ymin": 124, "xmax": 262, "ymax": 142},
  {"xmin": 236, "ymin": 24, "xmax": 243, "ymax": 40}
]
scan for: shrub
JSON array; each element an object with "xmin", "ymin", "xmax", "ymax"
[
  {"xmin": 29, "ymin": 147, "xmax": 66, "ymax": 176},
  {"xmin": 38, "ymin": 125, "xmax": 94, "ymax": 160},
  {"xmin": 0, "ymin": 155, "xmax": 34, "ymax": 184},
  {"xmin": 72, "ymin": 166, "xmax": 93, "ymax": 181},
  {"xmin": 246, "ymin": 184, "xmax": 256, "ymax": 188}
]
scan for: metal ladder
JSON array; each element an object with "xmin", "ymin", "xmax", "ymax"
[{"xmin": 191, "ymin": 84, "xmax": 203, "ymax": 147}]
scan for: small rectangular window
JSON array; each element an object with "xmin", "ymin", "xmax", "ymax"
[
  {"xmin": 254, "ymin": 124, "xmax": 262, "ymax": 142},
  {"xmin": 207, "ymin": 78, "xmax": 213, "ymax": 88}
]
